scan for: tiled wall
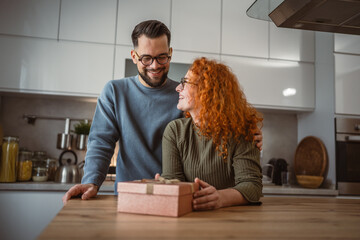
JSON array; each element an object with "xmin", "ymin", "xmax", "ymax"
[
  {"xmin": 0, "ymin": 94, "xmax": 97, "ymax": 164},
  {"xmin": 0, "ymin": 93, "xmax": 298, "ymax": 175}
]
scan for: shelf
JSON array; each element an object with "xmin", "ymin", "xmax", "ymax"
[{"xmin": 263, "ymin": 185, "xmax": 338, "ymax": 196}]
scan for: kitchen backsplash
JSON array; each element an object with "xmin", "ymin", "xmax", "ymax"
[{"xmin": 0, "ymin": 93, "xmax": 297, "ymax": 172}]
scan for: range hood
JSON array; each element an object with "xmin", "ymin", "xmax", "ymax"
[{"xmin": 247, "ymin": 0, "xmax": 360, "ymax": 35}]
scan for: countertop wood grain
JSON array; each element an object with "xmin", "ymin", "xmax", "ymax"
[
  {"xmin": 0, "ymin": 181, "xmax": 339, "ymax": 196},
  {"xmin": 38, "ymin": 195, "xmax": 360, "ymax": 240}
]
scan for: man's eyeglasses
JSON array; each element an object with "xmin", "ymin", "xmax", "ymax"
[
  {"xmin": 134, "ymin": 50, "xmax": 171, "ymax": 66},
  {"xmin": 179, "ymin": 77, "xmax": 196, "ymax": 89}
]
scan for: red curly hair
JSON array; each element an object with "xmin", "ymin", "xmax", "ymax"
[{"xmin": 185, "ymin": 57, "xmax": 263, "ymax": 159}]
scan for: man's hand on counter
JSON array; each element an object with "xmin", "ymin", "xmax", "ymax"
[{"xmin": 62, "ymin": 183, "xmax": 99, "ymax": 205}]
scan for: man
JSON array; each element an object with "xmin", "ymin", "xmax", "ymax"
[{"xmin": 62, "ymin": 20, "xmax": 262, "ymax": 204}]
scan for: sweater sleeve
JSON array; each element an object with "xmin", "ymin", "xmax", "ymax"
[
  {"xmin": 161, "ymin": 121, "xmax": 186, "ymax": 182},
  {"xmin": 231, "ymin": 139, "xmax": 263, "ymax": 203},
  {"xmin": 82, "ymin": 81, "xmax": 119, "ymax": 187}
]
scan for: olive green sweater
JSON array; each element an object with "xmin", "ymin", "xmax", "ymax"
[{"xmin": 161, "ymin": 118, "xmax": 263, "ymax": 203}]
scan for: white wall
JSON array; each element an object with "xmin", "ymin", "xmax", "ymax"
[{"xmin": 297, "ymin": 32, "xmax": 336, "ymax": 188}]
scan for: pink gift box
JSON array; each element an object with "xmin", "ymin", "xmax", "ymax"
[{"xmin": 117, "ymin": 180, "xmax": 199, "ymax": 217}]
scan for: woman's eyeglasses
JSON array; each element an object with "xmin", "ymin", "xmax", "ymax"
[
  {"xmin": 179, "ymin": 77, "xmax": 196, "ymax": 89},
  {"xmin": 134, "ymin": 50, "xmax": 171, "ymax": 66}
]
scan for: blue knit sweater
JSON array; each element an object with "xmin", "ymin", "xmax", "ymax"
[{"xmin": 81, "ymin": 76, "xmax": 182, "ymax": 192}]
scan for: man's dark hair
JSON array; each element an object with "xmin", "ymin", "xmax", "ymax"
[{"xmin": 131, "ymin": 20, "xmax": 171, "ymax": 48}]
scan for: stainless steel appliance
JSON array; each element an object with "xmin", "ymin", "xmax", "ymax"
[
  {"xmin": 335, "ymin": 117, "xmax": 360, "ymax": 195},
  {"xmin": 247, "ymin": 0, "xmax": 360, "ymax": 35}
]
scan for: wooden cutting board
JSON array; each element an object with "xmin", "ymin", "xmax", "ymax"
[{"xmin": 294, "ymin": 136, "xmax": 328, "ymax": 177}]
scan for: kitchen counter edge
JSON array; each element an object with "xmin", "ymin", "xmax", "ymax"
[{"xmin": 0, "ymin": 182, "xmax": 339, "ymax": 196}]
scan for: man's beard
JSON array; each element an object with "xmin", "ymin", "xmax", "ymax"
[{"xmin": 138, "ymin": 68, "xmax": 168, "ymax": 88}]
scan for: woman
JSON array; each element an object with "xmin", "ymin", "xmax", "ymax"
[{"xmin": 161, "ymin": 57, "xmax": 263, "ymax": 210}]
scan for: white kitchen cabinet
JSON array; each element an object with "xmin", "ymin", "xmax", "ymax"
[
  {"xmin": 221, "ymin": 55, "xmax": 315, "ymax": 110},
  {"xmin": 59, "ymin": 0, "xmax": 117, "ymax": 44},
  {"xmin": 0, "ymin": 35, "xmax": 113, "ymax": 96},
  {"xmin": 335, "ymin": 53, "xmax": 360, "ymax": 116},
  {"xmin": 0, "ymin": 0, "xmax": 60, "ymax": 39},
  {"xmin": 114, "ymin": 45, "xmax": 133, "ymax": 79},
  {"xmin": 113, "ymin": 47, "xmax": 219, "ymax": 80},
  {"xmin": 116, "ymin": 0, "xmax": 171, "ymax": 46},
  {"xmin": 0, "ymin": 191, "xmax": 64, "ymax": 240},
  {"xmin": 171, "ymin": 50, "xmax": 221, "ymax": 65},
  {"xmin": 171, "ymin": 0, "xmax": 221, "ymax": 53},
  {"xmin": 222, "ymin": 0, "xmax": 269, "ymax": 58},
  {"xmin": 334, "ymin": 33, "xmax": 360, "ymax": 55},
  {"xmin": 269, "ymin": 24, "xmax": 315, "ymax": 62}
]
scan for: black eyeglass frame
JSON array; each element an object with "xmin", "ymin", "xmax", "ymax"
[
  {"xmin": 180, "ymin": 77, "xmax": 197, "ymax": 89},
  {"xmin": 133, "ymin": 50, "xmax": 172, "ymax": 66}
]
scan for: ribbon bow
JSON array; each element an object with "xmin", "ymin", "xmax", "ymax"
[{"xmin": 140, "ymin": 177, "xmax": 195, "ymax": 194}]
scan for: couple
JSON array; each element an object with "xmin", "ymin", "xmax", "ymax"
[{"xmin": 63, "ymin": 20, "xmax": 263, "ymax": 210}]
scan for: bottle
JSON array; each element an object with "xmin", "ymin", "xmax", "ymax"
[
  {"xmin": 0, "ymin": 136, "xmax": 19, "ymax": 182},
  {"xmin": 17, "ymin": 150, "xmax": 33, "ymax": 181}
]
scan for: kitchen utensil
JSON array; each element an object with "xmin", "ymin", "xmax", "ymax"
[
  {"xmin": 268, "ymin": 158, "xmax": 288, "ymax": 185},
  {"xmin": 76, "ymin": 134, "xmax": 88, "ymax": 150},
  {"xmin": 281, "ymin": 171, "xmax": 291, "ymax": 187},
  {"xmin": 294, "ymin": 136, "xmax": 328, "ymax": 188},
  {"xmin": 57, "ymin": 118, "xmax": 73, "ymax": 150},
  {"xmin": 262, "ymin": 164, "xmax": 274, "ymax": 185},
  {"xmin": 54, "ymin": 150, "xmax": 80, "ymax": 183}
]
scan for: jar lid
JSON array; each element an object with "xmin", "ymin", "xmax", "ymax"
[
  {"xmin": 19, "ymin": 150, "xmax": 33, "ymax": 157},
  {"xmin": 33, "ymin": 167, "xmax": 47, "ymax": 171},
  {"xmin": 44, "ymin": 158, "xmax": 57, "ymax": 164},
  {"xmin": 34, "ymin": 151, "xmax": 47, "ymax": 156},
  {"xmin": 3, "ymin": 136, "xmax": 19, "ymax": 142}
]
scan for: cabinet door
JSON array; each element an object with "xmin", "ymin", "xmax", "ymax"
[
  {"xmin": 114, "ymin": 45, "xmax": 133, "ymax": 79},
  {"xmin": 116, "ymin": 0, "xmax": 171, "ymax": 46},
  {"xmin": 171, "ymin": 50, "xmax": 220, "ymax": 65},
  {"xmin": 0, "ymin": 36, "xmax": 113, "ymax": 96},
  {"xmin": 221, "ymin": 55, "xmax": 315, "ymax": 110},
  {"xmin": 335, "ymin": 53, "xmax": 360, "ymax": 115},
  {"xmin": 59, "ymin": 0, "xmax": 117, "ymax": 44},
  {"xmin": 171, "ymin": 0, "xmax": 221, "ymax": 53},
  {"xmin": 0, "ymin": 0, "xmax": 60, "ymax": 39},
  {"xmin": 269, "ymin": 24, "xmax": 315, "ymax": 62},
  {"xmin": 0, "ymin": 191, "xmax": 64, "ymax": 240},
  {"xmin": 335, "ymin": 34, "xmax": 360, "ymax": 55},
  {"xmin": 222, "ymin": 0, "xmax": 268, "ymax": 58}
]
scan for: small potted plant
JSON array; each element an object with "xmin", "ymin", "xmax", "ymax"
[{"xmin": 73, "ymin": 120, "xmax": 91, "ymax": 150}]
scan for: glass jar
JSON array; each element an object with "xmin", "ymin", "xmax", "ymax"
[
  {"xmin": 17, "ymin": 150, "xmax": 33, "ymax": 181},
  {"xmin": 32, "ymin": 151, "xmax": 48, "ymax": 182},
  {"xmin": 33, "ymin": 151, "xmax": 47, "ymax": 161},
  {"xmin": 32, "ymin": 166, "xmax": 48, "ymax": 182},
  {"xmin": 0, "ymin": 136, "xmax": 19, "ymax": 182},
  {"xmin": 44, "ymin": 158, "xmax": 57, "ymax": 181}
]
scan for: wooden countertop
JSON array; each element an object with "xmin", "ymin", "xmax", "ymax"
[
  {"xmin": 38, "ymin": 195, "xmax": 360, "ymax": 240},
  {"xmin": 0, "ymin": 181, "xmax": 339, "ymax": 196}
]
